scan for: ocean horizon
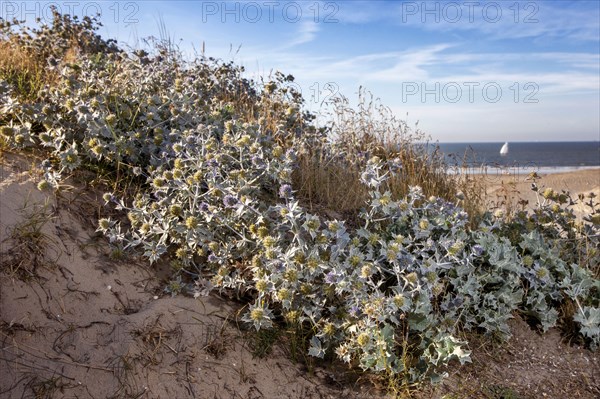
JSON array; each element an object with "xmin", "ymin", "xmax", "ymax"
[{"xmin": 434, "ymin": 141, "xmax": 600, "ymax": 174}]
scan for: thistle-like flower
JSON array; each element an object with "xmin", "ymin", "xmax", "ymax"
[
  {"xmin": 185, "ymin": 216, "xmax": 199, "ymax": 229},
  {"xmin": 37, "ymin": 180, "xmax": 51, "ymax": 191},
  {"xmin": 242, "ymin": 303, "xmax": 274, "ymax": 330},
  {"xmin": 279, "ymin": 184, "xmax": 293, "ymax": 199},
  {"xmin": 97, "ymin": 218, "xmax": 111, "ymax": 231},
  {"xmin": 223, "ymin": 194, "xmax": 238, "ymax": 208},
  {"xmin": 472, "ymin": 244, "xmax": 484, "ymax": 257}
]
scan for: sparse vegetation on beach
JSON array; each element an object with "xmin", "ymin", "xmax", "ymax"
[
  {"xmin": 2, "ymin": 195, "xmax": 58, "ymax": 279},
  {"xmin": 1, "ymin": 10, "xmax": 598, "ymax": 397}
]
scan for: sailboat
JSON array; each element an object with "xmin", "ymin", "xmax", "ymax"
[{"xmin": 500, "ymin": 142, "xmax": 509, "ymax": 156}]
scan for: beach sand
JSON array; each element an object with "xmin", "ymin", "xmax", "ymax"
[{"xmin": 483, "ymin": 168, "xmax": 600, "ymax": 215}]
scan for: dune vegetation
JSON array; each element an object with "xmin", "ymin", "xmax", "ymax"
[{"xmin": 1, "ymin": 10, "xmax": 599, "ymax": 395}]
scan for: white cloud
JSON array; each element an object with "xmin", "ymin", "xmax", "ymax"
[
  {"xmin": 365, "ymin": 44, "xmax": 455, "ymax": 81},
  {"xmin": 246, "ymin": 45, "xmax": 599, "ymax": 95},
  {"xmin": 374, "ymin": 1, "xmax": 600, "ymax": 42},
  {"xmin": 287, "ymin": 20, "xmax": 320, "ymax": 47}
]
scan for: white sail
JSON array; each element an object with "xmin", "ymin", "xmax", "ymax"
[{"xmin": 500, "ymin": 142, "xmax": 509, "ymax": 156}]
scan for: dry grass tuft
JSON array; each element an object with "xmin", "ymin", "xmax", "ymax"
[
  {"xmin": 1, "ymin": 196, "xmax": 59, "ymax": 280},
  {"xmin": 292, "ymin": 89, "xmax": 486, "ymax": 225},
  {"xmin": 202, "ymin": 318, "xmax": 231, "ymax": 359},
  {"xmin": 0, "ymin": 40, "xmax": 55, "ymax": 101},
  {"xmin": 132, "ymin": 316, "xmax": 181, "ymax": 366}
]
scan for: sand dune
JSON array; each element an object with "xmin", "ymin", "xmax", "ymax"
[
  {"xmin": 484, "ymin": 168, "xmax": 600, "ymax": 216},
  {"xmin": 1, "ymin": 153, "xmax": 598, "ymax": 398},
  {"xmin": 0, "ymin": 153, "xmax": 374, "ymax": 399}
]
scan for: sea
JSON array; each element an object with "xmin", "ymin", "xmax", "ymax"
[{"xmin": 435, "ymin": 141, "xmax": 600, "ymax": 175}]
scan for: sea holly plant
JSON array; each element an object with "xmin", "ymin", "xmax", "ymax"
[
  {"xmin": 1, "ymin": 10, "xmax": 599, "ymax": 387},
  {"xmin": 489, "ymin": 181, "xmax": 600, "ymax": 345},
  {"xmin": 99, "ymin": 157, "xmax": 598, "ymax": 382}
]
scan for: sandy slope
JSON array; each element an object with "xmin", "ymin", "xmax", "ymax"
[
  {"xmin": 1, "ymin": 152, "xmax": 598, "ymax": 399},
  {"xmin": 0, "ymin": 153, "xmax": 377, "ymax": 399}
]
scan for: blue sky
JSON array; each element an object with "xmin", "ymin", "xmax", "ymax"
[{"xmin": 4, "ymin": 0, "xmax": 599, "ymax": 142}]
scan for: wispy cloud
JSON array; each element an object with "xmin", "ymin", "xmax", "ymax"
[
  {"xmin": 336, "ymin": 1, "xmax": 599, "ymax": 42},
  {"xmin": 252, "ymin": 44, "xmax": 454, "ymax": 82},
  {"xmin": 251, "ymin": 45, "xmax": 598, "ymax": 94},
  {"xmin": 287, "ymin": 20, "xmax": 320, "ymax": 47},
  {"xmin": 365, "ymin": 44, "xmax": 455, "ymax": 81}
]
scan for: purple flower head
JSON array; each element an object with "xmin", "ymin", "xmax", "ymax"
[
  {"xmin": 279, "ymin": 184, "xmax": 293, "ymax": 199},
  {"xmin": 207, "ymin": 159, "xmax": 218, "ymax": 168},
  {"xmin": 444, "ymin": 296, "xmax": 464, "ymax": 310},
  {"xmin": 325, "ymin": 271, "xmax": 337, "ymax": 284},
  {"xmin": 472, "ymin": 245, "xmax": 484, "ymax": 257},
  {"xmin": 207, "ymin": 254, "xmax": 218, "ymax": 263},
  {"xmin": 349, "ymin": 305, "xmax": 361, "ymax": 317},
  {"xmin": 199, "ymin": 202, "xmax": 210, "ymax": 212},
  {"xmin": 274, "ymin": 261, "xmax": 285, "ymax": 272},
  {"xmin": 223, "ymin": 195, "xmax": 238, "ymax": 208}
]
